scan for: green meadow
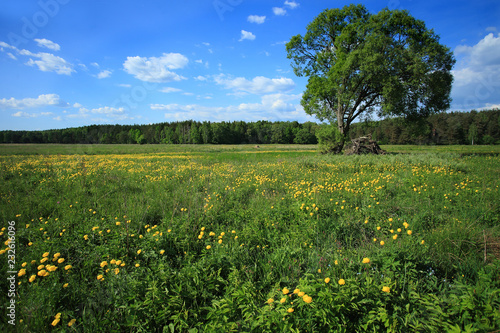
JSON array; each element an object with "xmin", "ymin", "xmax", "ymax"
[{"xmin": 0, "ymin": 144, "xmax": 499, "ymax": 332}]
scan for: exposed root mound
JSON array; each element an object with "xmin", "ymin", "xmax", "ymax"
[{"xmin": 344, "ymin": 134, "xmax": 386, "ymax": 155}]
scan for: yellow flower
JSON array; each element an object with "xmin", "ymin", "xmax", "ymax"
[
  {"xmin": 22, "ymin": 262, "xmax": 27, "ymax": 267},
  {"xmin": 53, "ymin": 253, "xmax": 61, "ymax": 258},
  {"xmin": 18, "ymin": 269, "xmax": 26, "ymax": 277},
  {"xmin": 362, "ymin": 258, "xmax": 370, "ymax": 264},
  {"xmin": 280, "ymin": 297, "xmax": 286, "ymax": 304},
  {"xmin": 334, "ymin": 260, "xmax": 339, "ymax": 265},
  {"xmin": 114, "ymin": 268, "xmax": 119, "ymax": 275},
  {"xmin": 298, "ymin": 291, "xmax": 305, "ymax": 297},
  {"xmin": 110, "ymin": 259, "xmax": 116, "ymax": 265},
  {"xmin": 388, "ymin": 218, "xmax": 393, "ymax": 222},
  {"xmin": 397, "ymin": 228, "xmax": 402, "ymax": 233},
  {"xmin": 29, "ymin": 275, "xmax": 36, "ymax": 283},
  {"xmin": 318, "ymin": 268, "xmax": 321, "ymax": 273},
  {"xmin": 115, "ymin": 260, "xmax": 122, "ymax": 265},
  {"xmin": 42, "ymin": 252, "xmax": 49, "ymax": 258},
  {"xmin": 97, "ymin": 274, "xmax": 103, "ymax": 280},
  {"xmin": 287, "ymin": 308, "xmax": 294, "ymax": 313},
  {"xmin": 160, "ymin": 250, "xmax": 165, "ymax": 255},
  {"xmin": 266, "ymin": 298, "xmax": 274, "ymax": 304},
  {"xmin": 100, "ymin": 261, "xmax": 108, "ymax": 268},
  {"xmin": 338, "ymin": 279, "xmax": 346, "ymax": 285},
  {"xmin": 393, "ymin": 234, "xmax": 398, "ymax": 240},
  {"xmin": 421, "ymin": 240, "xmax": 425, "ymax": 244},
  {"xmin": 51, "ymin": 318, "xmax": 60, "ymax": 326},
  {"xmin": 324, "ymin": 277, "xmax": 331, "ymax": 284},
  {"xmin": 382, "ymin": 286, "xmax": 391, "ymax": 293},
  {"xmin": 206, "ymin": 245, "xmax": 211, "ymax": 250},
  {"xmin": 65, "ymin": 265, "xmax": 72, "ymax": 270},
  {"xmin": 137, "ymin": 249, "xmax": 142, "ymax": 255},
  {"xmin": 218, "ymin": 239, "xmax": 222, "ymax": 244},
  {"xmin": 376, "ymin": 226, "xmax": 381, "ymax": 230},
  {"xmin": 407, "ymin": 230, "xmax": 412, "ymax": 235},
  {"xmin": 68, "ymin": 319, "xmax": 76, "ymax": 327},
  {"xmin": 282, "ymin": 287, "xmax": 289, "ymax": 295},
  {"xmin": 293, "ymin": 288, "xmax": 300, "ymax": 294},
  {"xmin": 302, "ymin": 295, "xmax": 312, "ymax": 304},
  {"xmin": 380, "ymin": 241, "xmax": 385, "ymax": 246},
  {"xmin": 116, "ymin": 222, "xmax": 121, "ymax": 226},
  {"xmin": 135, "ymin": 263, "xmax": 140, "ymax": 267},
  {"xmin": 63, "ymin": 283, "xmax": 69, "ymax": 288},
  {"xmin": 58, "ymin": 258, "xmax": 65, "ymax": 264}
]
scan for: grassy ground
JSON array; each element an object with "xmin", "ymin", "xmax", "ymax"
[{"xmin": 0, "ymin": 144, "xmax": 499, "ymax": 332}]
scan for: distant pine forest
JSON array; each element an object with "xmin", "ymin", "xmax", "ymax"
[{"xmin": 2, "ymin": 109, "xmax": 499, "ymax": 145}]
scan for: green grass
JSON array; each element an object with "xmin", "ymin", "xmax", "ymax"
[{"xmin": 0, "ymin": 145, "xmax": 499, "ymax": 332}]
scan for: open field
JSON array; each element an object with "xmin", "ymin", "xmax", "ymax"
[{"xmin": 1, "ymin": 145, "xmax": 499, "ymax": 332}]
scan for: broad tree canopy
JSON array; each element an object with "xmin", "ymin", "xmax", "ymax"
[{"xmin": 286, "ymin": 4, "xmax": 455, "ymax": 153}]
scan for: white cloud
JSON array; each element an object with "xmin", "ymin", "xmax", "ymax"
[
  {"xmin": 0, "ymin": 41, "xmax": 74, "ymax": 75},
  {"xmin": 214, "ymin": 74, "xmax": 295, "ymax": 95},
  {"xmin": 273, "ymin": 7, "xmax": 286, "ymax": 16},
  {"xmin": 96, "ymin": 70, "xmax": 112, "ymax": 79},
  {"xmin": 11, "ymin": 111, "xmax": 54, "ymax": 118},
  {"xmin": 248, "ymin": 15, "xmax": 266, "ymax": 24},
  {"xmin": 0, "ymin": 94, "xmax": 66, "ymax": 109},
  {"xmin": 239, "ymin": 30, "xmax": 256, "ymax": 42},
  {"xmin": 194, "ymin": 75, "xmax": 208, "ymax": 81},
  {"xmin": 451, "ymin": 33, "xmax": 500, "ymax": 110},
  {"xmin": 118, "ymin": 84, "xmax": 132, "ymax": 88},
  {"xmin": 284, "ymin": 1, "xmax": 299, "ymax": 9},
  {"xmin": 34, "ymin": 38, "xmax": 60, "ymax": 51},
  {"xmin": 150, "ymin": 93, "xmax": 308, "ymax": 122},
  {"xmin": 159, "ymin": 87, "xmax": 182, "ymax": 93},
  {"xmin": 123, "ymin": 53, "xmax": 188, "ymax": 83}
]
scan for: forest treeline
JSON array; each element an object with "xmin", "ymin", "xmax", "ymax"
[{"xmin": 1, "ymin": 109, "xmax": 499, "ymax": 145}]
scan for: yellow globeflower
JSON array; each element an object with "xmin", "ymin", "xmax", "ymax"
[
  {"xmin": 115, "ymin": 260, "xmax": 122, "ymax": 265},
  {"xmin": 338, "ymin": 279, "xmax": 346, "ymax": 285},
  {"xmin": 362, "ymin": 258, "xmax": 370, "ymax": 264},
  {"xmin": 68, "ymin": 319, "xmax": 76, "ymax": 327},
  {"xmin": 42, "ymin": 252, "xmax": 49, "ymax": 258},
  {"xmin": 282, "ymin": 287, "xmax": 290, "ymax": 295},
  {"xmin": 18, "ymin": 269, "xmax": 26, "ymax": 277},
  {"xmin": 393, "ymin": 234, "xmax": 398, "ymax": 240},
  {"xmin": 29, "ymin": 275, "xmax": 36, "ymax": 283},
  {"xmin": 37, "ymin": 270, "xmax": 47, "ymax": 276},
  {"xmin": 58, "ymin": 258, "xmax": 65, "ymax": 264},
  {"xmin": 280, "ymin": 297, "xmax": 286, "ymax": 304},
  {"xmin": 266, "ymin": 298, "xmax": 274, "ymax": 304},
  {"xmin": 287, "ymin": 308, "xmax": 294, "ymax": 313},
  {"xmin": 160, "ymin": 250, "xmax": 165, "ymax": 255},
  {"xmin": 100, "ymin": 261, "xmax": 108, "ymax": 268},
  {"xmin": 97, "ymin": 274, "xmax": 103, "ymax": 280},
  {"xmin": 421, "ymin": 240, "xmax": 425, "ymax": 245},
  {"xmin": 135, "ymin": 263, "xmax": 140, "ymax": 267},
  {"xmin": 298, "ymin": 291, "xmax": 305, "ymax": 297},
  {"xmin": 114, "ymin": 268, "xmax": 119, "ymax": 275},
  {"xmin": 303, "ymin": 295, "xmax": 312, "ymax": 303},
  {"xmin": 64, "ymin": 265, "xmax": 72, "ymax": 270},
  {"xmin": 382, "ymin": 286, "xmax": 391, "ymax": 293},
  {"xmin": 51, "ymin": 318, "xmax": 60, "ymax": 326},
  {"xmin": 206, "ymin": 245, "xmax": 211, "ymax": 250},
  {"xmin": 324, "ymin": 277, "xmax": 331, "ymax": 284},
  {"xmin": 63, "ymin": 283, "xmax": 69, "ymax": 288},
  {"xmin": 407, "ymin": 230, "xmax": 412, "ymax": 235},
  {"xmin": 218, "ymin": 239, "xmax": 222, "ymax": 244},
  {"xmin": 380, "ymin": 241, "xmax": 385, "ymax": 246},
  {"xmin": 110, "ymin": 259, "xmax": 116, "ymax": 265},
  {"xmin": 84, "ymin": 235, "xmax": 88, "ymax": 240},
  {"xmin": 137, "ymin": 249, "xmax": 142, "ymax": 255},
  {"xmin": 53, "ymin": 253, "xmax": 61, "ymax": 258}
]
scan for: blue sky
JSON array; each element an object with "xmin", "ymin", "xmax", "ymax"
[{"xmin": 0, "ymin": 0, "xmax": 499, "ymax": 131}]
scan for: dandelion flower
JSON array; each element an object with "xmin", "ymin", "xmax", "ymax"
[
  {"xmin": 362, "ymin": 258, "xmax": 370, "ymax": 264},
  {"xmin": 324, "ymin": 277, "xmax": 331, "ymax": 284},
  {"xmin": 338, "ymin": 279, "xmax": 346, "ymax": 285},
  {"xmin": 382, "ymin": 286, "xmax": 390, "ymax": 293}
]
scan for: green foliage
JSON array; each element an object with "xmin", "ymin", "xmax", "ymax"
[
  {"xmin": 287, "ymin": 4, "xmax": 456, "ymax": 153},
  {"xmin": 0, "ymin": 146, "xmax": 499, "ymax": 331},
  {"xmin": 315, "ymin": 124, "xmax": 346, "ymax": 154}
]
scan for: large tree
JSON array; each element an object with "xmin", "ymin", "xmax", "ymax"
[{"xmin": 286, "ymin": 4, "xmax": 455, "ymax": 153}]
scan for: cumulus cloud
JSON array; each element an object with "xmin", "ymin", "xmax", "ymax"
[
  {"xmin": 273, "ymin": 7, "xmax": 286, "ymax": 16},
  {"xmin": 239, "ymin": 30, "xmax": 256, "ymax": 41},
  {"xmin": 123, "ymin": 53, "xmax": 188, "ymax": 83},
  {"xmin": 248, "ymin": 15, "xmax": 266, "ymax": 24},
  {"xmin": 150, "ymin": 93, "xmax": 308, "ymax": 122},
  {"xmin": 34, "ymin": 38, "xmax": 61, "ymax": 51},
  {"xmin": 96, "ymin": 70, "xmax": 112, "ymax": 79},
  {"xmin": 0, "ymin": 41, "xmax": 74, "ymax": 75},
  {"xmin": 159, "ymin": 87, "xmax": 182, "ymax": 93},
  {"xmin": 214, "ymin": 74, "xmax": 295, "ymax": 95},
  {"xmin": 451, "ymin": 33, "xmax": 500, "ymax": 110},
  {"xmin": 284, "ymin": 1, "xmax": 299, "ymax": 9},
  {"xmin": 0, "ymin": 94, "xmax": 67, "ymax": 109}
]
